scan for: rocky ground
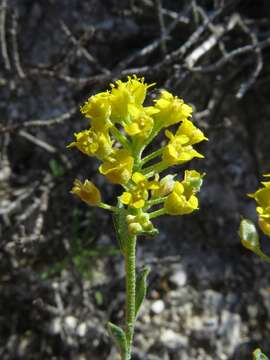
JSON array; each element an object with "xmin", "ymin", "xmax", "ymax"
[{"xmin": 1, "ymin": 0, "xmax": 270, "ymax": 359}]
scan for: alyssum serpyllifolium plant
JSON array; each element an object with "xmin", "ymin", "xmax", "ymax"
[
  {"xmin": 67, "ymin": 76, "xmax": 207, "ymax": 360},
  {"xmin": 239, "ymin": 174, "xmax": 270, "ymax": 360}
]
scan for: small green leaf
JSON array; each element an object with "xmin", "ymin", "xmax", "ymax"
[
  {"xmin": 253, "ymin": 348, "xmax": 269, "ymax": 360},
  {"xmin": 141, "ymin": 227, "xmax": 159, "ymax": 237},
  {"xmin": 113, "ymin": 202, "xmax": 129, "ymax": 254},
  {"xmin": 135, "ymin": 266, "xmax": 151, "ymax": 318},
  {"xmin": 189, "ymin": 172, "xmax": 205, "ymax": 192},
  {"xmin": 49, "ymin": 159, "xmax": 64, "ymax": 177},
  {"xmin": 108, "ymin": 322, "xmax": 128, "ymax": 357},
  {"xmin": 94, "ymin": 291, "xmax": 103, "ymax": 306},
  {"xmin": 239, "ymin": 219, "xmax": 259, "ymax": 252}
]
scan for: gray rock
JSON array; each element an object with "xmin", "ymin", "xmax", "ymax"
[
  {"xmin": 218, "ymin": 310, "xmax": 242, "ymax": 356},
  {"xmin": 161, "ymin": 329, "xmax": 188, "ymax": 350}
]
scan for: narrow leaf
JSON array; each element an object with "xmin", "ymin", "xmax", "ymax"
[
  {"xmin": 108, "ymin": 322, "xmax": 128, "ymax": 357},
  {"xmin": 239, "ymin": 218, "xmax": 259, "ymax": 252},
  {"xmin": 135, "ymin": 266, "xmax": 151, "ymax": 318},
  {"xmin": 113, "ymin": 201, "xmax": 129, "ymax": 254},
  {"xmin": 253, "ymin": 348, "xmax": 269, "ymax": 360},
  {"xmin": 141, "ymin": 228, "xmax": 159, "ymax": 237}
]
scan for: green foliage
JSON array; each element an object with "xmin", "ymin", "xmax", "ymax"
[
  {"xmin": 49, "ymin": 158, "xmax": 64, "ymax": 177},
  {"xmin": 113, "ymin": 202, "xmax": 129, "ymax": 254},
  {"xmin": 239, "ymin": 218, "xmax": 259, "ymax": 251},
  {"xmin": 239, "ymin": 218, "xmax": 270, "ymax": 265},
  {"xmin": 94, "ymin": 291, "xmax": 103, "ymax": 306},
  {"xmin": 253, "ymin": 349, "xmax": 269, "ymax": 360},
  {"xmin": 135, "ymin": 266, "xmax": 150, "ymax": 318},
  {"xmin": 108, "ymin": 322, "xmax": 128, "ymax": 359}
]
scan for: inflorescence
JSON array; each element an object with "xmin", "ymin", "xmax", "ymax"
[{"xmin": 68, "ymin": 76, "xmax": 207, "ymax": 236}]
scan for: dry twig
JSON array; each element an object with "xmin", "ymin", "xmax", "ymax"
[
  {"xmin": 0, "ymin": 0, "xmax": 11, "ymax": 71},
  {"xmin": 60, "ymin": 21, "xmax": 110, "ymax": 75},
  {"xmin": 10, "ymin": 9, "xmax": 25, "ymax": 78},
  {"xmin": 0, "ymin": 106, "xmax": 77, "ymax": 134}
]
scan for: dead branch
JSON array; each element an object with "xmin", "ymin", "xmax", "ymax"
[
  {"xmin": 0, "ymin": 107, "xmax": 77, "ymax": 134},
  {"xmin": 10, "ymin": 9, "xmax": 25, "ymax": 78},
  {"xmin": 154, "ymin": 0, "xmax": 167, "ymax": 55},
  {"xmin": 115, "ymin": 6, "xmax": 190, "ymax": 71},
  {"xmin": 60, "ymin": 21, "xmax": 110, "ymax": 75},
  {"xmin": 235, "ymin": 15, "xmax": 263, "ymax": 98},
  {"xmin": 19, "ymin": 130, "xmax": 57, "ymax": 153},
  {"xmin": 189, "ymin": 37, "xmax": 270, "ymax": 73},
  {"xmin": 0, "ymin": 0, "xmax": 10, "ymax": 71}
]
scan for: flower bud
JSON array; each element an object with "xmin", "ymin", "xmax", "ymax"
[
  {"xmin": 126, "ymin": 215, "xmax": 136, "ymax": 224},
  {"xmin": 71, "ymin": 179, "xmax": 101, "ymax": 206},
  {"xmin": 152, "ymin": 174, "xmax": 175, "ymax": 198},
  {"xmin": 128, "ymin": 223, "xmax": 143, "ymax": 235},
  {"xmin": 137, "ymin": 213, "xmax": 150, "ymax": 225}
]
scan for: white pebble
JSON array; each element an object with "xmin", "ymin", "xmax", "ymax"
[
  {"xmin": 64, "ymin": 315, "xmax": 78, "ymax": 330},
  {"xmin": 151, "ymin": 299, "xmax": 165, "ymax": 314}
]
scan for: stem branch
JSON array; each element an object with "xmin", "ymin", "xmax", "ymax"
[
  {"xmin": 141, "ymin": 148, "xmax": 163, "ymax": 166},
  {"xmin": 149, "ymin": 208, "xmax": 166, "ymax": 219},
  {"xmin": 99, "ymin": 202, "xmax": 116, "ymax": 211},
  {"xmin": 111, "ymin": 126, "xmax": 131, "ymax": 151}
]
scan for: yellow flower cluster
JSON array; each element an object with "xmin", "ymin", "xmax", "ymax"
[
  {"xmin": 249, "ymin": 174, "xmax": 270, "ymax": 236},
  {"xmin": 164, "ymin": 170, "xmax": 204, "ymax": 215},
  {"xmin": 68, "ymin": 76, "xmax": 207, "ymax": 235},
  {"xmin": 120, "ymin": 172, "xmax": 159, "ymax": 209}
]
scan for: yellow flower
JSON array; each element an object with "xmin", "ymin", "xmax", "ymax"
[
  {"xmin": 258, "ymin": 218, "xmax": 270, "ymax": 236},
  {"xmin": 249, "ymin": 174, "xmax": 270, "ymax": 236},
  {"xmin": 99, "ymin": 149, "xmax": 134, "ymax": 184},
  {"xmin": 262, "ymin": 174, "xmax": 270, "ymax": 188},
  {"xmin": 80, "ymin": 92, "xmax": 112, "ymax": 131},
  {"xmin": 124, "ymin": 105, "xmax": 154, "ymax": 138},
  {"xmin": 162, "ymin": 128, "xmax": 204, "ymax": 166},
  {"xmin": 181, "ymin": 170, "xmax": 204, "ymax": 197},
  {"xmin": 110, "ymin": 76, "xmax": 154, "ymax": 122},
  {"xmin": 115, "ymin": 75, "xmax": 153, "ymax": 105},
  {"xmin": 120, "ymin": 172, "xmax": 159, "ymax": 208},
  {"xmin": 71, "ymin": 179, "xmax": 101, "ymax": 206},
  {"xmin": 164, "ymin": 181, "xmax": 199, "ymax": 215},
  {"xmin": 153, "ymin": 90, "xmax": 193, "ymax": 128},
  {"xmin": 67, "ymin": 128, "xmax": 113, "ymax": 160},
  {"xmin": 175, "ymin": 119, "xmax": 208, "ymax": 145}
]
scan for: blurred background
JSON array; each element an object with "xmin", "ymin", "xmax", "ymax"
[{"xmin": 1, "ymin": 0, "xmax": 270, "ymax": 359}]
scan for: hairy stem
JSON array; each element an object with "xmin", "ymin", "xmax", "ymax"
[{"xmin": 124, "ymin": 235, "xmax": 137, "ymax": 359}]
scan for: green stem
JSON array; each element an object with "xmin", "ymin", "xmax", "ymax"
[
  {"xmin": 149, "ymin": 208, "xmax": 166, "ymax": 219},
  {"xmin": 111, "ymin": 126, "xmax": 131, "ymax": 151},
  {"xmin": 146, "ymin": 197, "xmax": 166, "ymax": 208},
  {"xmin": 142, "ymin": 161, "xmax": 168, "ymax": 178},
  {"xmin": 99, "ymin": 202, "xmax": 116, "ymax": 211},
  {"xmin": 256, "ymin": 248, "xmax": 270, "ymax": 265},
  {"xmin": 124, "ymin": 235, "xmax": 137, "ymax": 359},
  {"xmin": 141, "ymin": 148, "xmax": 163, "ymax": 166},
  {"xmin": 143, "ymin": 123, "xmax": 163, "ymax": 149},
  {"xmin": 132, "ymin": 140, "xmax": 143, "ymax": 172}
]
